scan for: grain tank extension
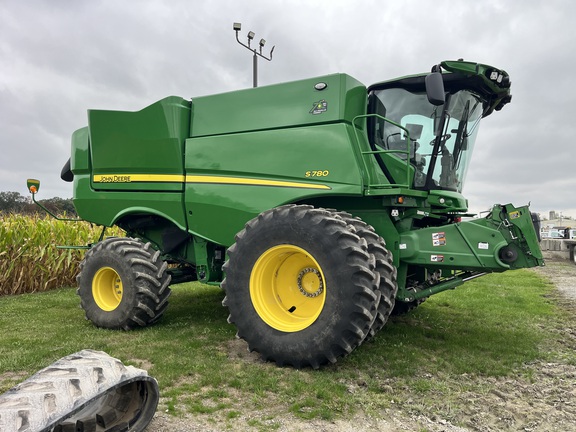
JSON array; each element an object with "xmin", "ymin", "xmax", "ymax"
[{"xmin": 56, "ymin": 60, "xmax": 543, "ymax": 368}]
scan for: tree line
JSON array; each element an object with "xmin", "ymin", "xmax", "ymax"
[{"xmin": 0, "ymin": 191, "xmax": 77, "ymax": 216}]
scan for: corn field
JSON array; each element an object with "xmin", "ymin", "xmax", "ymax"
[{"xmin": 0, "ymin": 214, "xmax": 123, "ymax": 296}]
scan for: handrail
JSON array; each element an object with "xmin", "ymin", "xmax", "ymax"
[{"xmin": 352, "ymin": 114, "xmax": 413, "ymax": 189}]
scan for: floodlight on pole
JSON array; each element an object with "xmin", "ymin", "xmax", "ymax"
[{"xmin": 233, "ymin": 22, "xmax": 275, "ymax": 88}]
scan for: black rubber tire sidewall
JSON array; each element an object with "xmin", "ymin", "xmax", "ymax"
[
  {"xmin": 77, "ymin": 238, "xmax": 171, "ymax": 330},
  {"xmin": 342, "ymin": 216, "xmax": 397, "ymax": 339},
  {"xmin": 223, "ymin": 205, "xmax": 377, "ymax": 368}
]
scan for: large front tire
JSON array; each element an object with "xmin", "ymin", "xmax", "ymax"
[
  {"xmin": 77, "ymin": 237, "xmax": 171, "ymax": 330},
  {"xmin": 332, "ymin": 211, "xmax": 398, "ymax": 340},
  {"xmin": 222, "ymin": 205, "xmax": 378, "ymax": 369}
]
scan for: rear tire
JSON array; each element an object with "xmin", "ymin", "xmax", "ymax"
[
  {"xmin": 77, "ymin": 237, "xmax": 171, "ymax": 330},
  {"xmin": 222, "ymin": 205, "xmax": 378, "ymax": 368}
]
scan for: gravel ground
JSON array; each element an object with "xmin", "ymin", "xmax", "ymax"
[
  {"xmin": 536, "ymin": 256, "xmax": 576, "ymax": 301},
  {"xmin": 147, "ymin": 257, "xmax": 576, "ymax": 432}
]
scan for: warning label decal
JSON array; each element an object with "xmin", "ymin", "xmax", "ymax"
[{"xmin": 432, "ymin": 232, "xmax": 446, "ymax": 246}]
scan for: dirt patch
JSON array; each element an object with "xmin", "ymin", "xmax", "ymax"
[
  {"xmin": 128, "ymin": 358, "xmax": 155, "ymax": 371},
  {"xmin": 146, "ymin": 259, "xmax": 576, "ymax": 431},
  {"xmin": 453, "ymin": 361, "xmax": 576, "ymax": 431},
  {"xmin": 0, "ymin": 371, "xmax": 29, "ymax": 392},
  {"xmin": 222, "ymin": 337, "xmax": 261, "ymax": 364},
  {"xmin": 534, "ymin": 256, "xmax": 576, "ymax": 301}
]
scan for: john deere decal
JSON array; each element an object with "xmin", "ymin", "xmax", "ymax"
[{"xmin": 310, "ymin": 100, "xmax": 327, "ymax": 115}]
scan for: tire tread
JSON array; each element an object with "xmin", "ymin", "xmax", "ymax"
[
  {"xmin": 223, "ymin": 205, "xmax": 379, "ymax": 368},
  {"xmin": 77, "ymin": 237, "xmax": 171, "ymax": 330}
]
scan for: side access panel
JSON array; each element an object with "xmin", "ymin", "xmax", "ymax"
[
  {"xmin": 88, "ymin": 96, "xmax": 190, "ymax": 193},
  {"xmin": 184, "ymin": 124, "xmax": 365, "ymax": 246}
]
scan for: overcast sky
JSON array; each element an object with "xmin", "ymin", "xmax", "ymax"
[{"xmin": 1, "ymin": 0, "xmax": 574, "ymax": 218}]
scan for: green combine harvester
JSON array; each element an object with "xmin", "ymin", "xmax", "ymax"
[{"xmin": 32, "ymin": 60, "xmax": 543, "ymax": 369}]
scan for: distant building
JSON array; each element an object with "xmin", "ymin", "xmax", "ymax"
[{"xmin": 549, "ymin": 210, "xmax": 557, "ymax": 220}]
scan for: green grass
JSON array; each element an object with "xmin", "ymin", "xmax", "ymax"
[{"xmin": 1, "ymin": 269, "xmax": 573, "ymax": 428}]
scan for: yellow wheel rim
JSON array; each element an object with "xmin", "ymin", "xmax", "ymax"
[
  {"xmin": 250, "ymin": 245, "xmax": 326, "ymax": 332},
  {"xmin": 92, "ymin": 267, "xmax": 123, "ymax": 311}
]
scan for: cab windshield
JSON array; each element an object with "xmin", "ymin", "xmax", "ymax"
[{"xmin": 370, "ymin": 87, "xmax": 484, "ymax": 192}]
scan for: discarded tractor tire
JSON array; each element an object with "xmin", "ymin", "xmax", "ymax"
[
  {"xmin": 0, "ymin": 350, "xmax": 159, "ymax": 432},
  {"xmin": 222, "ymin": 204, "xmax": 378, "ymax": 369},
  {"xmin": 77, "ymin": 237, "xmax": 171, "ymax": 330}
]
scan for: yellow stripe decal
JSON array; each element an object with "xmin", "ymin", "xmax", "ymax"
[
  {"xmin": 186, "ymin": 175, "xmax": 331, "ymax": 190},
  {"xmin": 93, "ymin": 174, "xmax": 185, "ymax": 183},
  {"xmin": 92, "ymin": 174, "xmax": 330, "ymax": 190}
]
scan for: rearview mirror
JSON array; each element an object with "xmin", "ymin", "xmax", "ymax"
[
  {"xmin": 27, "ymin": 178, "xmax": 40, "ymax": 194},
  {"xmin": 425, "ymin": 72, "xmax": 445, "ymax": 106}
]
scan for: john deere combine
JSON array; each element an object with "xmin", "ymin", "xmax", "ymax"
[{"xmin": 36, "ymin": 60, "xmax": 543, "ymax": 368}]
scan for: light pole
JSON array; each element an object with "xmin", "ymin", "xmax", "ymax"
[{"xmin": 233, "ymin": 22, "xmax": 275, "ymax": 88}]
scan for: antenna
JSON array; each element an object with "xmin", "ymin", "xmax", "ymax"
[{"xmin": 233, "ymin": 22, "xmax": 275, "ymax": 88}]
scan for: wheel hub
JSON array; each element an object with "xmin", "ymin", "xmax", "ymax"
[
  {"xmin": 92, "ymin": 267, "xmax": 123, "ymax": 311},
  {"xmin": 250, "ymin": 244, "xmax": 327, "ymax": 332},
  {"xmin": 297, "ymin": 268, "xmax": 324, "ymax": 298}
]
